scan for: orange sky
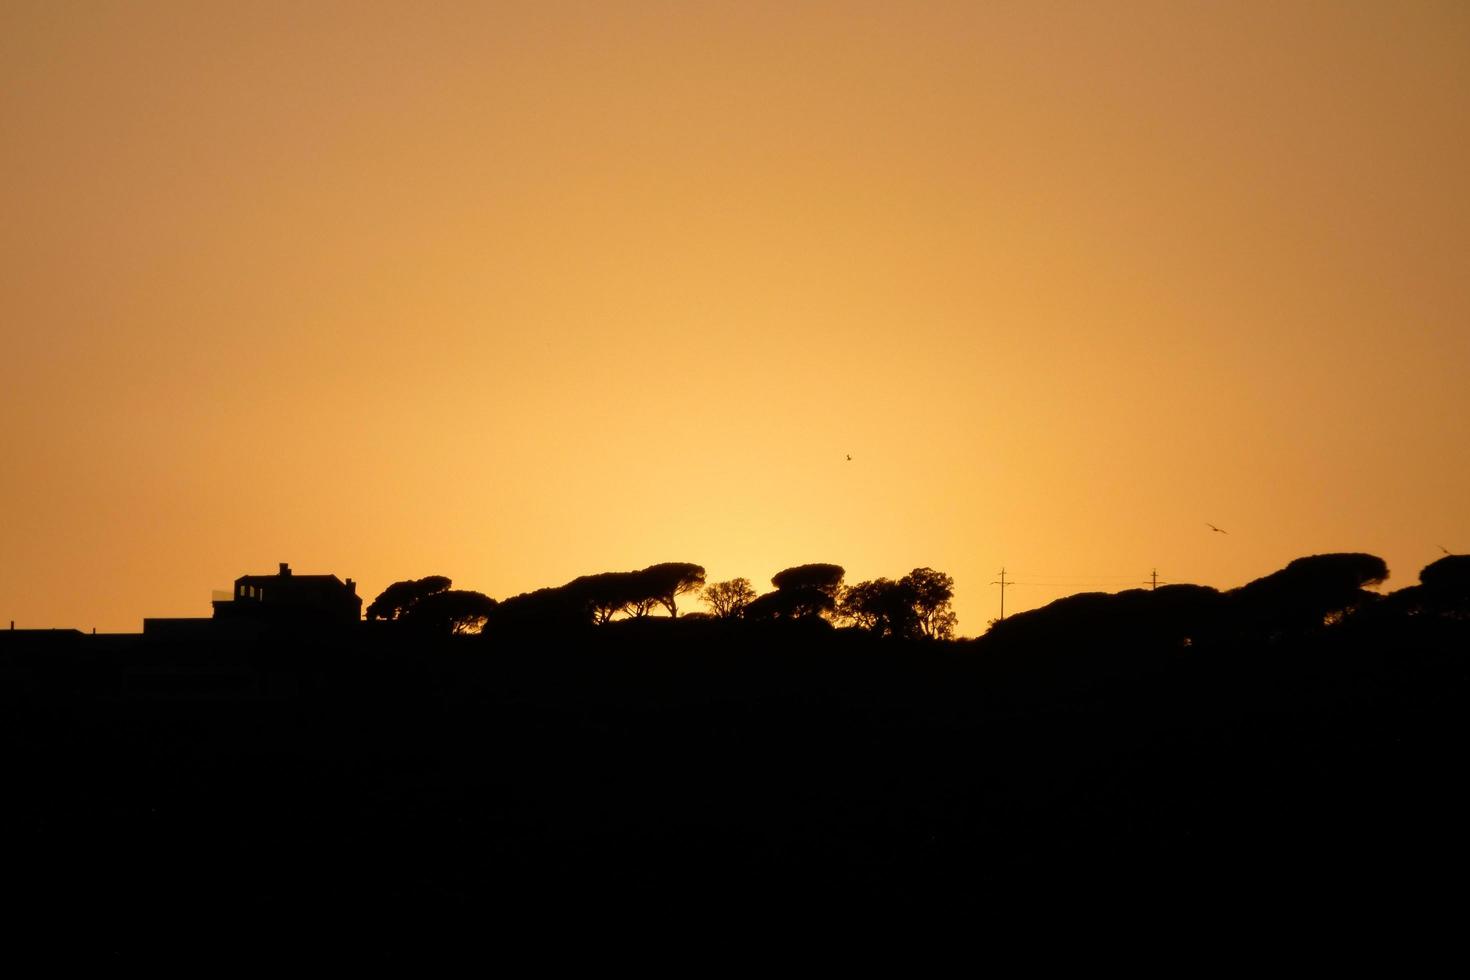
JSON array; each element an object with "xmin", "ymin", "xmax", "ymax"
[{"xmin": 3, "ymin": 1, "xmax": 1468, "ymax": 635}]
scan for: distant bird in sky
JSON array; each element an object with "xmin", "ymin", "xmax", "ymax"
[
  {"xmin": 845, "ymin": 454, "xmax": 852, "ymax": 461},
  {"xmin": 1206, "ymin": 523, "xmax": 1228, "ymax": 534}
]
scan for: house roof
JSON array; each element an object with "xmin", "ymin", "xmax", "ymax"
[{"xmin": 235, "ymin": 573, "xmax": 348, "ymax": 587}]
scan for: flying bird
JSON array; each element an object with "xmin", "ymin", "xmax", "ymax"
[
  {"xmin": 845, "ymin": 454, "xmax": 852, "ymax": 461},
  {"xmin": 1206, "ymin": 523, "xmax": 1228, "ymax": 534}
]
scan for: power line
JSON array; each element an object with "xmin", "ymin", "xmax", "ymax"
[
  {"xmin": 990, "ymin": 567, "xmax": 1014, "ymax": 621},
  {"xmin": 1000, "ymin": 574, "xmax": 1144, "ymax": 583},
  {"xmin": 1004, "ymin": 579, "xmax": 1151, "ymax": 588},
  {"xmin": 1008, "ymin": 581, "xmax": 1139, "ymax": 587}
]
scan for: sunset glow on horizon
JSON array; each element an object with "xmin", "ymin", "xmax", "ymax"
[{"xmin": 3, "ymin": 1, "xmax": 1468, "ymax": 634}]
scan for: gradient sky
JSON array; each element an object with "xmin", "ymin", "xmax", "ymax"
[{"xmin": 3, "ymin": 1, "xmax": 1467, "ymax": 634}]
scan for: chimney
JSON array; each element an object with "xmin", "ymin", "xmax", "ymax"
[
  {"xmin": 279, "ymin": 562, "xmax": 292, "ymax": 577},
  {"xmin": 345, "ymin": 578, "xmax": 356, "ymax": 594}
]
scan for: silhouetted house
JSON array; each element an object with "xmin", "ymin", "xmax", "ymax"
[
  {"xmin": 212, "ymin": 562, "xmax": 361, "ymax": 628},
  {"xmin": 0, "ymin": 628, "xmax": 86, "ymax": 650}
]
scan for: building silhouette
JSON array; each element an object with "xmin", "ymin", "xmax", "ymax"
[{"xmin": 211, "ymin": 562, "xmax": 361, "ymax": 627}]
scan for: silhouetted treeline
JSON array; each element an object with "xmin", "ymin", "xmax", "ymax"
[
  {"xmin": 3, "ymin": 549, "xmax": 1468, "ymax": 941},
  {"xmin": 362, "ymin": 575, "xmax": 498, "ymax": 636},
  {"xmin": 353, "ymin": 550, "xmax": 1458, "ymax": 651},
  {"xmin": 979, "ymin": 551, "xmax": 1435, "ymax": 655},
  {"xmin": 480, "ymin": 561, "xmax": 706, "ymax": 635},
  {"xmin": 1376, "ymin": 553, "xmax": 1470, "ymax": 620},
  {"xmin": 367, "ymin": 559, "xmax": 963, "ymax": 641}
]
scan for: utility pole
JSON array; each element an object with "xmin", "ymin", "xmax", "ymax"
[
  {"xmin": 991, "ymin": 567, "xmax": 1013, "ymax": 621},
  {"xmin": 1145, "ymin": 568, "xmax": 1163, "ymax": 591}
]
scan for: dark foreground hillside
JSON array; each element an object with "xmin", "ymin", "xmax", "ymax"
[{"xmin": 4, "ymin": 615, "xmax": 1468, "ymax": 944}]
